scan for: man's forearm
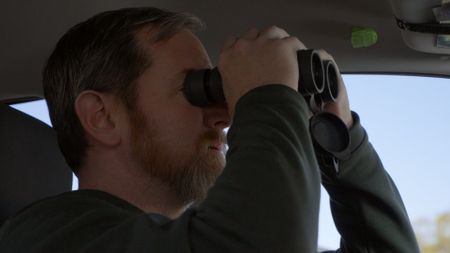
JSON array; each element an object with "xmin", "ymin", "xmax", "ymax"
[{"xmin": 320, "ymin": 113, "xmax": 420, "ymax": 253}]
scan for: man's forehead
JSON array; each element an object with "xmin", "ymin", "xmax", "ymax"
[
  {"xmin": 138, "ymin": 28, "xmax": 211, "ymax": 69},
  {"xmin": 132, "ymin": 28, "xmax": 211, "ymax": 95}
]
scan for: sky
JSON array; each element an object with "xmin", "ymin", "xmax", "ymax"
[{"xmin": 11, "ymin": 74, "xmax": 450, "ymax": 250}]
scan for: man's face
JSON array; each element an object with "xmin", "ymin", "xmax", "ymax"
[{"xmin": 127, "ymin": 29, "xmax": 230, "ymax": 205}]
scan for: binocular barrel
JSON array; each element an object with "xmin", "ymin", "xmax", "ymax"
[{"xmin": 183, "ymin": 49, "xmax": 339, "ymax": 109}]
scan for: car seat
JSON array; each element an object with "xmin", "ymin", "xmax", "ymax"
[{"xmin": 0, "ymin": 102, "xmax": 72, "ymax": 226}]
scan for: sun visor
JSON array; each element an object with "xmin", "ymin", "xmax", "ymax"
[{"xmin": 390, "ymin": 0, "xmax": 450, "ymax": 55}]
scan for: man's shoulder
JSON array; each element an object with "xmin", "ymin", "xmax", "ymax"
[
  {"xmin": 1, "ymin": 190, "xmax": 142, "ymax": 238},
  {"xmin": 0, "ymin": 190, "xmax": 144, "ymax": 252},
  {"xmin": 18, "ymin": 189, "xmax": 141, "ymax": 219}
]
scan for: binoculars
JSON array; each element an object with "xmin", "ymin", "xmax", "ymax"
[
  {"xmin": 182, "ymin": 49, "xmax": 339, "ymax": 112},
  {"xmin": 182, "ymin": 49, "xmax": 350, "ymax": 169}
]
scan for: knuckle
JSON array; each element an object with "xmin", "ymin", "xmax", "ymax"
[
  {"xmin": 259, "ymin": 25, "xmax": 290, "ymax": 39},
  {"xmin": 233, "ymin": 38, "xmax": 249, "ymax": 49},
  {"xmin": 274, "ymin": 26, "xmax": 288, "ymax": 34},
  {"xmin": 241, "ymin": 28, "xmax": 260, "ymax": 39},
  {"xmin": 287, "ymin": 36, "xmax": 306, "ymax": 49},
  {"xmin": 290, "ymin": 35, "xmax": 300, "ymax": 42},
  {"xmin": 264, "ymin": 25, "xmax": 280, "ymax": 34},
  {"xmin": 248, "ymin": 27, "xmax": 259, "ymax": 33}
]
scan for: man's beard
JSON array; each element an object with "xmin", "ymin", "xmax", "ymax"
[{"xmin": 129, "ymin": 108, "xmax": 226, "ymax": 206}]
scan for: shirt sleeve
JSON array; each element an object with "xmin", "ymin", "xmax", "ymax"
[
  {"xmin": 189, "ymin": 84, "xmax": 321, "ymax": 253},
  {"xmin": 318, "ymin": 112, "xmax": 420, "ymax": 253}
]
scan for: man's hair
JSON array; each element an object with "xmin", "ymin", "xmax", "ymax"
[{"xmin": 43, "ymin": 7, "xmax": 204, "ymax": 173}]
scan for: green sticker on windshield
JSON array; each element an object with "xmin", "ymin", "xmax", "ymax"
[{"xmin": 351, "ymin": 27, "xmax": 378, "ymax": 48}]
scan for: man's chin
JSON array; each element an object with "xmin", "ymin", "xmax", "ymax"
[
  {"xmin": 163, "ymin": 153, "xmax": 224, "ymax": 205},
  {"xmin": 205, "ymin": 152, "xmax": 226, "ymax": 174}
]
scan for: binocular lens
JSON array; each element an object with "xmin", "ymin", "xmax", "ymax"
[
  {"xmin": 298, "ymin": 50, "xmax": 325, "ymax": 95},
  {"xmin": 320, "ymin": 61, "xmax": 339, "ymax": 103},
  {"xmin": 312, "ymin": 52, "xmax": 325, "ymax": 93}
]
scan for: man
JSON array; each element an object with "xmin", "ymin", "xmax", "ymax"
[{"xmin": 0, "ymin": 7, "xmax": 420, "ymax": 253}]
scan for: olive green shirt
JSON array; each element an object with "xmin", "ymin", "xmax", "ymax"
[{"xmin": 0, "ymin": 85, "xmax": 420, "ymax": 252}]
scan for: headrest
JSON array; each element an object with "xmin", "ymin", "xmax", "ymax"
[{"xmin": 0, "ymin": 102, "xmax": 72, "ymax": 224}]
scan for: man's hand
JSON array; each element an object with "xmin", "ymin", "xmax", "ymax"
[
  {"xmin": 218, "ymin": 26, "xmax": 306, "ymax": 117},
  {"xmin": 318, "ymin": 50, "xmax": 354, "ymax": 128}
]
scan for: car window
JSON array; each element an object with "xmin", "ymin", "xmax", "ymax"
[
  {"xmin": 10, "ymin": 74, "xmax": 450, "ymax": 251},
  {"xmin": 320, "ymin": 74, "xmax": 450, "ymax": 250}
]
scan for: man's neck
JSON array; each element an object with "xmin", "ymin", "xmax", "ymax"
[{"xmin": 77, "ymin": 151, "xmax": 188, "ymax": 219}]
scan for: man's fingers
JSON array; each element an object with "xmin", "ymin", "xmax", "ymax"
[
  {"xmin": 241, "ymin": 28, "xmax": 260, "ymax": 39},
  {"xmin": 222, "ymin": 26, "xmax": 294, "ymax": 53},
  {"xmin": 221, "ymin": 28, "xmax": 260, "ymax": 53},
  {"xmin": 258, "ymin": 25, "xmax": 290, "ymax": 39},
  {"xmin": 221, "ymin": 36, "xmax": 238, "ymax": 52},
  {"xmin": 282, "ymin": 36, "xmax": 307, "ymax": 51},
  {"xmin": 317, "ymin": 49, "xmax": 334, "ymax": 62}
]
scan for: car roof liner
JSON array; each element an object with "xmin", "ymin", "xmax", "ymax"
[{"xmin": 1, "ymin": 0, "xmax": 449, "ymax": 101}]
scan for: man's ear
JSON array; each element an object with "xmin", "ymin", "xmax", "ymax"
[{"xmin": 75, "ymin": 91, "xmax": 122, "ymax": 147}]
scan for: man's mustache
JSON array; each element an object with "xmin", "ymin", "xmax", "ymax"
[{"xmin": 203, "ymin": 130, "xmax": 227, "ymax": 145}]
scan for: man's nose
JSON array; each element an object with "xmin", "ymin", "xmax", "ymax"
[{"xmin": 202, "ymin": 104, "xmax": 231, "ymax": 130}]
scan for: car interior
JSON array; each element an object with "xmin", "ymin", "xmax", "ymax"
[{"xmin": 1, "ymin": 0, "xmax": 449, "ymax": 250}]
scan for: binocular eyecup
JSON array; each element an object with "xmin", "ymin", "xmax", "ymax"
[
  {"xmin": 183, "ymin": 68, "xmax": 225, "ymax": 107},
  {"xmin": 183, "ymin": 49, "xmax": 339, "ymax": 110}
]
